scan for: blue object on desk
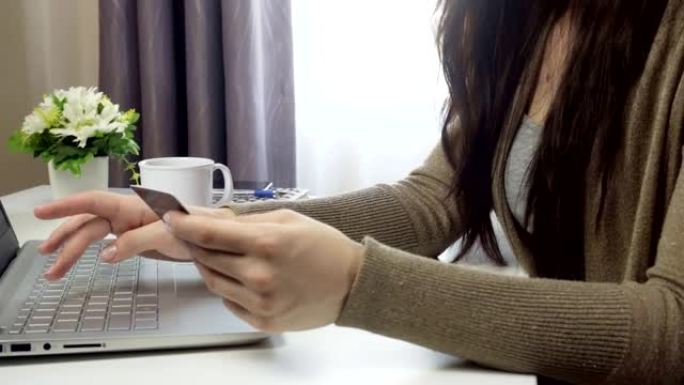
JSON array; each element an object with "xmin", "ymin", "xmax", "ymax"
[{"xmin": 254, "ymin": 189, "xmax": 275, "ymax": 199}]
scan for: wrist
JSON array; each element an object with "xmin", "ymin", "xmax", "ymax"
[
  {"xmin": 347, "ymin": 241, "xmax": 366, "ymax": 290},
  {"xmin": 187, "ymin": 205, "xmax": 235, "ymax": 218}
]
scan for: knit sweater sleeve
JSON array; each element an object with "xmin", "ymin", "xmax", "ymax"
[
  {"xmin": 335, "ymin": 153, "xmax": 684, "ymax": 384},
  {"xmin": 227, "ymin": 144, "xmax": 462, "ymax": 257}
]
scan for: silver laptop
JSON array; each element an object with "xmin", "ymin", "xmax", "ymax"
[{"xmin": 0, "ymin": 202, "xmax": 268, "ymax": 357}]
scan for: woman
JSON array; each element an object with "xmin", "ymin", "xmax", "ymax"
[{"xmin": 35, "ymin": 1, "xmax": 684, "ymax": 384}]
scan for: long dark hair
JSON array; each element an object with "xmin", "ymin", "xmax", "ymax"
[{"xmin": 437, "ymin": 1, "xmax": 667, "ymax": 280}]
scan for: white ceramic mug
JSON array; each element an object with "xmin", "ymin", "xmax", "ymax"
[{"xmin": 138, "ymin": 157, "xmax": 233, "ymax": 207}]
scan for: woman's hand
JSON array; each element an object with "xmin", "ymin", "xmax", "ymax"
[
  {"xmin": 164, "ymin": 209, "xmax": 365, "ymax": 332},
  {"xmin": 35, "ymin": 191, "xmax": 234, "ymax": 279}
]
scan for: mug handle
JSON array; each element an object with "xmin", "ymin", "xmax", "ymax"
[{"xmin": 212, "ymin": 163, "xmax": 234, "ymax": 207}]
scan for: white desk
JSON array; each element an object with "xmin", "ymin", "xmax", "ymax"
[{"xmin": 0, "ymin": 186, "xmax": 535, "ymax": 385}]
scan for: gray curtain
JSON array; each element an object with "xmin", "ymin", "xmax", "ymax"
[{"xmin": 99, "ymin": 0, "xmax": 296, "ymax": 187}]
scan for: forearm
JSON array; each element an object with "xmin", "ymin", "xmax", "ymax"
[
  {"xmin": 228, "ymin": 144, "xmax": 463, "ymax": 257},
  {"xmin": 337, "ymin": 238, "xmax": 683, "ymax": 384},
  {"xmin": 228, "ymin": 186, "xmax": 421, "ymax": 253}
]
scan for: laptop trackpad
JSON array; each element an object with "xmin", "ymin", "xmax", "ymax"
[
  {"xmin": 172, "ymin": 263, "xmax": 210, "ymax": 298},
  {"xmin": 169, "ymin": 262, "xmax": 254, "ymax": 333}
]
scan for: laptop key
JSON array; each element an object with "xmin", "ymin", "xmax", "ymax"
[
  {"xmin": 81, "ymin": 318, "xmax": 105, "ymax": 332},
  {"xmin": 112, "ymin": 303, "xmax": 133, "ymax": 312},
  {"xmin": 115, "ymin": 278, "xmax": 134, "ymax": 288},
  {"xmin": 85, "ymin": 304, "xmax": 107, "ymax": 313},
  {"xmin": 55, "ymin": 314, "xmax": 79, "ymax": 323},
  {"xmin": 134, "ymin": 319, "xmax": 158, "ymax": 330},
  {"xmin": 113, "ymin": 297, "xmax": 133, "ymax": 307},
  {"xmin": 34, "ymin": 309, "xmax": 56, "ymax": 317},
  {"xmin": 85, "ymin": 308, "xmax": 106, "ymax": 316},
  {"xmin": 135, "ymin": 305, "xmax": 158, "ymax": 313},
  {"xmin": 113, "ymin": 292, "xmax": 133, "ymax": 300},
  {"xmin": 137, "ymin": 263, "xmax": 157, "ymax": 296},
  {"xmin": 28, "ymin": 319, "xmax": 51, "ymax": 327},
  {"xmin": 65, "ymin": 291, "xmax": 87, "ymax": 298},
  {"xmin": 38, "ymin": 300, "xmax": 60, "ymax": 307},
  {"xmin": 62, "ymin": 304, "xmax": 84, "ymax": 311},
  {"xmin": 36, "ymin": 304, "xmax": 58, "ymax": 312},
  {"xmin": 29, "ymin": 314, "xmax": 53, "ymax": 322},
  {"xmin": 53, "ymin": 321, "xmax": 78, "ymax": 332},
  {"xmin": 108, "ymin": 312, "xmax": 131, "ymax": 331},
  {"xmin": 58, "ymin": 310, "xmax": 80, "ymax": 318},
  {"xmin": 136, "ymin": 296, "xmax": 158, "ymax": 306},
  {"xmin": 134, "ymin": 311, "xmax": 157, "ymax": 321},
  {"xmin": 87, "ymin": 298, "xmax": 108, "ymax": 306},
  {"xmin": 25, "ymin": 325, "xmax": 49, "ymax": 334}
]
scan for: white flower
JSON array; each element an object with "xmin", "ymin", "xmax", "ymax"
[
  {"xmin": 97, "ymin": 99, "xmax": 128, "ymax": 133},
  {"xmin": 50, "ymin": 86, "xmax": 128, "ymax": 147},
  {"xmin": 21, "ymin": 112, "xmax": 47, "ymax": 135},
  {"xmin": 21, "ymin": 93, "xmax": 63, "ymax": 135},
  {"xmin": 18, "ymin": 86, "xmax": 135, "ymax": 148}
]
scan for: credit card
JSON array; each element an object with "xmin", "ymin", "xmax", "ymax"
[{"xmin": 130, "ymin": 185, "xmax": 190, "ymax": 219}]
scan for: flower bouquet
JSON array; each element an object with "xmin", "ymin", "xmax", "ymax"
[{"xmin": 8, "ymin": 87, "xmax": 140, "ymax": 198}]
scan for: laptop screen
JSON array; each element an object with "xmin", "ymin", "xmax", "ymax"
[{"xmin": 0, "ymin": 202, "xmax": 19, "ymax": 278}]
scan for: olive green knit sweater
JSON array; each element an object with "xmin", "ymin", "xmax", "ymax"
[{"xmin": 230, "ymin": 1, "xmax": 684, "ymax": 383}]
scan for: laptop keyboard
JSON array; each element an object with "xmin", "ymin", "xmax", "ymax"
[{"xmin": 8, "ymin": 242, "xmax": 159, "ymax": 335}]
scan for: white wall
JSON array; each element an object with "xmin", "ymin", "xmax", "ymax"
[
  {"xmin": 292, "ymin": 0, "xmax": 447, "ymax": 197},
  {"xmin": 0, "ymin": 0, "xmax": 98, "ymax": 195}
]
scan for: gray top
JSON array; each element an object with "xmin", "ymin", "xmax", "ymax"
[{"xmin": 504, "ymin": 117, "xmax": 543, "ymax": 230}]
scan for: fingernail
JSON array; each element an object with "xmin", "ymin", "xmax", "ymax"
[
  {"xmin": 100, "ymin": 245, "xmax": 118, "ymax": 262},
  {"xmin": 43, "ymin": 268, "xmax": 56, "ymax": 280}
]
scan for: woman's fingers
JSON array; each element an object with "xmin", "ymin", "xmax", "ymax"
[
  {"xmin": 221, "ymin": 298, "xmax": 273, "ymax": 332},
  {"xmin": 194, "ymin": 262, "xmax": 262, "ymax": 313},
  {"xmin": 194, "ymin": 249, "xmax": 276, "ymax": 294},
  {"xmin": 39, "ymin": 214, "xmax": 96, "ymax": 254},
  {"xmin": 191, "ymin": 247, "xmax": 248, "ymax": 281},
  {"xmin": 44, "ymin": 217, "xmax": 111, "ymax": 279},
  {"xmin": 34, "ymin": 191, "xmax": 122, "ymax": 220},
  {"xmin": 107, "ymin": 221, "xmax": 193, "ymax": 263},
  {"xmin": 164, "ymin": 212, "xmax": 259, "ymax": 253}
]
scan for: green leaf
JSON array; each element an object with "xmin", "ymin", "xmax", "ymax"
[
  {"xmin": 122, "ymin": 109, "xmax": 140, "ymax": 125},
  {"xmin": 122, "ymin": 158, "xmax": 141, "ymax": 184},
  {"xmin": 51, "ymin": 94, "xmax": 66, "ymax": 111},
  {"xmin": 8, "ymin": 131, "xmax": 29, "ymax": 152}
]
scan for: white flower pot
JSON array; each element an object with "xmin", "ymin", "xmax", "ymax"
[{"xmin": 48, "ymin": 156, "xmax": 109, "ymax": 200}]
